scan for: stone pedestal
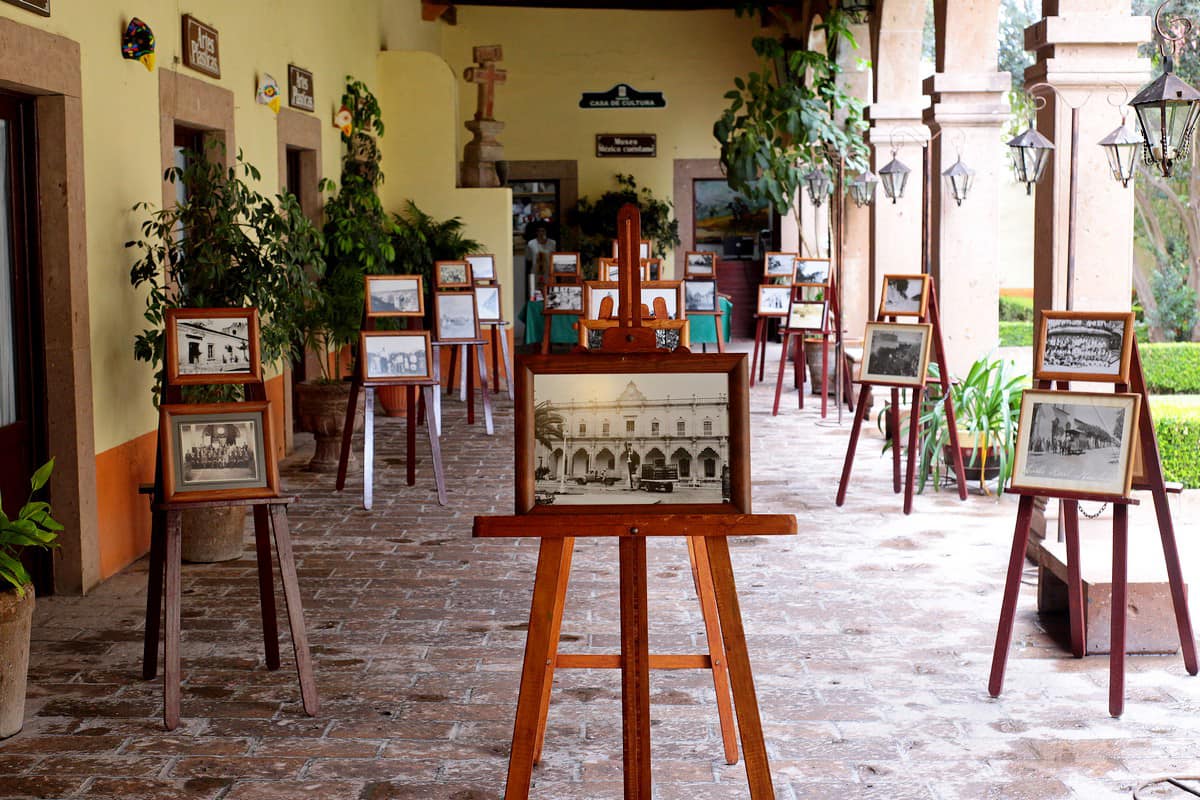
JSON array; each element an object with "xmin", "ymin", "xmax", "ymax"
[{"xmin": 461, "ymin": 117, "xmax": 504, "ymax": 188}]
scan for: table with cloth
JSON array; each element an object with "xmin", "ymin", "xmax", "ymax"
[{"xmin": 520, "ymin": 297, "xmax": 733, "ymax": 346}]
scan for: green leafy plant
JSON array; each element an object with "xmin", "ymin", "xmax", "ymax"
[
  {"xmin": 569, "ymin": 174, "xmax": 680, "ymax": 277},
  {"xmin": 1151, "ymin": 396, "xmax": 1200, "ymax": 487},
  {"xmin": 1141, "ymin": 342, "xmax": 1200, "ymax": 394},
  {"xmin": 998, "ymin": 321, "xmax": 1034, "ymax": 347},
  {"xmin": 998, "ymin": 295, "xmax": 1034, "ymax": 322},
  {"xmin": 0, "ymin": 459, "xmax": 61, "ymax": 597},
  {"xmin": 339, "ymin": 75, "xmax": 385, "ymax": 141},
  {"xmin": 390, "ymin": 201, "xmax": 483, "ymax": 312}
]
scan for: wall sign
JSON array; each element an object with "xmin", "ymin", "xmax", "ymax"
[
  {"xmin": 182, "ymin": 14, "xmax": 220, "ymax": 79},
  {"xmin": 596, "ymin": 134, "xmax": 657, "ymax": 158},
  {"xmin": 1, "ymin": 0, "xmax": 50, "ymax": 15},
  {"xmin": 580, "ymin": 84, "xmax": 666, "ymax": 110},
  {"xmin": 288, "ymin": 65, "xmax": 315, "ymax": 112}
]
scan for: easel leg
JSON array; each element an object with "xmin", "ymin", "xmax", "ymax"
[
  {"xmin": 619, "ymin": 536, "xmax": 652, "ymax": 800},
  {"xmin": 1149, "ymin": 486, "xmax": 1199, "ymax": 674},
  {"xmin": 902, "ymin": 388, "xmax": 922, "ymax": 515},
  {"xmin": 476, "ymin": 343, "xmax": 496, "ymax": 436},
  {"xmin": 491, "ymin": 326, "xmax": 501, "ymax": 394},
  {"xmin": 505, "ymin": 538, "xmax": 568, "ymax": 800},
  {"xmin": 988, "ymin": 495, "xmax": 1035, "ymax": 698},
  {"xmin": 715, "ymin": 311, "xmax": 726, "ymax": 353},
  {"xmin": 363, "ymin": 388, "xmax": 375, "ymax": 511},
  {"xmin": 421, "ymin": 385, "xmax": 448, "ymax": 506},
  {"xmin": 795, "ymin": 336, "xmax": 805, "ymax": 410},
  {"xmin": 447, "ymin": 346, "xmax": 459, "ymax": 395},
  {"xmin": 541, "ymin": 316, "xmax": 552, "ymax": 355},
  {"xmin": 432, "ymin": 348, "xmax": 443, "ymax": 436},
  {"xmin": 465, "ymin": 346, "xmax": 476, "ymax": 426},
  {"xmin": 142, "ymin": 507, "xmax": 166, "ymax": 680},
  {"xmin": 268, "ymin": 505, "xmax": 319, "ymax": 716},
  {"xmin": 688, "ymin": 536, "xmax": 739, "ymax": 765},
  {"xmin": 1110, "ymin": 503, "xmax": 1128, "ymax": 718},
  {"xmin": 406, "ymin": 385, "xmax": 417, "ymax": 487},
  {"xmin": 499, "ymin": 325, "xmax": 515, "ymax": 401},
  {"xmin": 750, "ymin": 318, "xmax": 764, "ymax": 387},
  {"xmin": 163, "ymin": 509, "xmax": 182, "ymax": 731},
  {"xmin": 835, "ymin": 390, "xmax": 870, "ymax": 507},
  {"xmin": 334, "ymin": 378, "xmax": 362, "ymax": 492},
  {"xmin": 532, "ymin": 537, "xmax": 576, "ymax": 764},
  {"xmin": 702, "ymin": 536, "xmax": 775, "ymax": 799},
  {"xmin": 820, "ymin": 335, "xmax": 829, "ymax": 419},
  {"xmin": 253, "ymin": 505, "xmax": 281, "ymax": 671},
  {"xmin": 772, "ymin": 333, "xmax": 790, "ymax": 417},
  {"xmin": 890, "ymin": 388, "xmax": 901, "ymax": 494},
  {"xmin": 1062, "ymin": 501, "xmax": 1085, "ymax": 658}
]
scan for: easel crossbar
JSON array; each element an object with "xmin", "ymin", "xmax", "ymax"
[
  {"xmin": 473, "ymin": 514, "xmax": 797, "ymax": 538},
  {"xmin": 555, "ymin": 653, "xmax": 713, "ymax": 669}
]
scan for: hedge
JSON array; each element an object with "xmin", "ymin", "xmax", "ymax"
[
  {"xmin": 999, "ymin": 295, "xmax": 1034, "ymax": 322},
  {"xmin": 998, "ymin": 321, "xmax": 1033, "ymax": 347},
  {"xmin": 1140, "ymin": 343, "xmax": 1200, "ymax": 394},
  {"xmin": 1151, "ymin": 398, "xmax": 1200, "ymax": 488}
]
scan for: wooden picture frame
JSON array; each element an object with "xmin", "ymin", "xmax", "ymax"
[
  {"xmin": 514, "ymin": 352, "xmax": 749, "ymax": 515},
  {"xmin": 642, "ymin": 258, "xmax": 663, "ymax": 281},
  {"xmin": 792, "ymin": 257, "xmax": 830, "ymax": 285},
  {"xmin": 165, "ymin": 308, "xmax": 262, "ymax": 386},
  {"xmin": 859, "ymin": 321, "xmax": 933, "ymax": 387},
  {"xmin": 434, "ymin": 292, "xmax": 481, "ymax": 342},
  {"xmin": 684, "ymin": 251, "xmax": 716, "ymax": 278},
  {"xmin": 1035, "ymin": 310, "xmax": 1136, "ymax": 384},
  {"xmin": 474, "ymin": 284, "xmax": 504, "ymax": 323},
  {"xmin": 577, "ymin": 318, "xmax": 691, "ymax": 351},
  {"xmin": 160, "ymin": 401, "xmax": 279, "ymax": 503},
  {"xmin": 550, "ymin": 252, "xmax": 581, "ymax": 279},
  {"xmin": 764, "ymin": 251, "xmax": 798, "ymax": 279},
  {"xmin": 364, "ymin": 274, "xmax": 425, "ymax": 318},
  {"xmin": 756, "ymin": 285, "xmax": 791, "ymax": 317},
  {"xmin": 611, "ymin": 239, "xmax": 652, "ymax": 260},
  {"xmin": 641, "ymin": 281, "xmax": 685, "ymax": 320},
  {"xmin": 1010, "ymin": 389, "xmax": 1141, "ymax": 499},
  {"xmin": 786, "ymin": 300, "xmax": 827, "ymax": 332},
  {"xmin": 435, "ymin": 260, "xmax": 473, "ymax": 290},
  {"xmin": 878, "ymin": 274, "xmax": 930, "ymax": 318},
  {"xmin": 359, "ymin": 330, "xmax": 433, "ymax": 385},
  {"xmin": 602, "ymin": 259, "xmax": 649, "ymax": 281},
  {"xmin": 585, "ymin": 281, "xmax": 621, "ymax": 320},
  {"xmin": 544, "ymin": 283, "xmax": 584, "ymax": 315},
  {"xmin": 466, "ymin": 254, "xmax": 496, "ymax": 282},
  {"xmin": 684, "ymin": 279, "xmax": 719, "ymax": 314}
]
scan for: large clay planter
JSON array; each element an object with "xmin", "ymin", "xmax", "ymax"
[
  {"xmin": 375, "ymin": 385, "xmax": 409, "ymax": 418},
  {"xmin": 0, "ymin": 585, "xmax": 34, "ymax": 739},
  {"xmin": 804, "ymin": 338, "xmax": 837, "ymax": 395},
  {"xmin": 181, "ymin": 506, "xmax": 247, "ymax": 563},
  {"xmin": 296, "ymin": 381, "xmax": 364, "ymax": 472}
]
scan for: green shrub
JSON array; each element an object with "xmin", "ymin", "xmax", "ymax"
[
  {"xmin": 998, "ymin": 295, "xmax": 1034, "ymax": 322},
  {"xmin": 1153, "ymin": 403, "xmax": 1200, "ymax": 488},
  {"xmin": 998, "ymin": 321, "xmax": 1033, "ymax": 347},
  {"xmin": 1140, "ymin": 343, "xmax": 1200, "ymax": 394}
]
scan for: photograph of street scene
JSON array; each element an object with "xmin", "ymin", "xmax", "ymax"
[{"xmin": 1016, "ymin": 395, "xmax": 1135, "ymax": 495}]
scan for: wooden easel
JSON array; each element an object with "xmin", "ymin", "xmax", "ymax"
[
  {"xmin": 442, "ymin": 336, "xmax": 496, "ymax": 434},
  {"xmin": 482, "ymin": 319, "xmax": 515, "ymax": 399},
  {"xmin": 771, "ymin": 279, "xmax": 843, "ymax": 417},
  {"xmin": 988, "ymin": 339, "xmax": 1198, "ymax": 717},
  {"xmin": 475, "ymin": 206, "xmax": 796, "ymax": 799},
  {"xmin": 835, "ymin": 278, "xmax": 967, "ymax": 515}
]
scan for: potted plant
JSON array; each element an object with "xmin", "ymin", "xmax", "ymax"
[
  {"xmin": 128, "ymin": 146, "xmax": 324, "ymax": 555},
  {"xmin": 568, "ymin": 174, "xmax": 681, "ymax": 278},
  {"xmin": 0, "ymin": 459, "xmax": 61, "ymax": 739}
]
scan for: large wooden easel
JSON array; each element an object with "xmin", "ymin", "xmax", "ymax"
[
  {"xmin": 771, "ymin": 278, "xmax": 843, "ymax": 418},
  {"xmin": 835, "ymin": 277, "xmax": 967, "ymax": 514},
  {"xmin": 475, "ymin": 206, "xmax": 796, "ymax": 799},
  {"xmin": 988, "ymin": 339, "xmax": 1198, "ymax": 717}
]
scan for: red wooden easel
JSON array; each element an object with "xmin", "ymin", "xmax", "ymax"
[{"xmin": 771, "ymin": 278, "xmax": 845, "ymax": 417}]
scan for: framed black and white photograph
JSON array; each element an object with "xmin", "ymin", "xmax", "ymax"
[
  {"xmin": 160, "ymin": 402, "xmax": 278, "ymax": 503},
  {"xmin": 878, "ymin": 274, "xmax": 930, "ymax": 318},
  {"xmin": 786, "ymin": 300, "xmax": 827, "ymax": 331},
  {"xmin": 466, "ymin": 254, "xmax": 496, "ymax": 282},
  {"xmin": 434, "ymin": 292, "xmax": 480, "ymax": 341},
  {"xmin": 642, "ymin": 281, "xmax": 684, "ymax": 320},
  {"xmin": 544, "ymin": 284, "xmax": 584, "ymax": 315},
  {"xmin": 685, "ymin": 251, "xmax": 716, "ymax": 277},
  {"xmin": 1010, "ymin": 389, "xmax": 1141, "ymax": 498},
  {"xmin": 859, "ymin": 322, "xmax": 933, "ymax": 387},
  {"xmin": 1036, "ymin": 311, "xmax": 1135, "ymax": 384},
  {"xmin": 514, "ymin": 352, "xmax": 749, "ymax": 515},
  {"xmin": 435, "ymin": 260, "xmax": 472, "ymax": 290},
  {"xmin": 599, "ymin": 258, "xmax": 621, "ymax": 281},
  {"xmin": 365, "ymin": 275, "xmax": 424, "ymax": 318},
  {"xmin": 474, "ymin": 285, "xmax": 503, "ymax": 323},
  {"xmin": 360, "ymin": 331, "xmax": 433, "ymax": 384},
  {"xmin": 793, "ymin": 258, "xmax": 830, "ymax": 285},
  {"xmin": 684, "ymin": 279, "xmax": 719, "ymax": 313},
  {"xmin": 550, "ymin": 252, "xmax": 580, "ymax": 278},
  {"xmin": 165, "ymin": 308, "xmax": 261, "ymax": 386},
  {"xmin": 764, "ymin": 251, "xmax": 797, "ymax": 278},
  {"xmin": 757, "ymin": 285, "xmax": 791, "ymax": 317},
  {"xmin": 585, "ymin": 281, "xmax": 621, "ymax": 320}
]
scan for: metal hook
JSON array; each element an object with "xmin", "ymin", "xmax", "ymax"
[
  {"xmin": 1105, "ymin": 84, "xmax": 1133, "ymax": 125},
  {"xmin": 1154, "ymin": 0, "xmax": 1193, "ymax": 64}
]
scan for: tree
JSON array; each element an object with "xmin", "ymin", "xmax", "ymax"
[{"xmin": 534, "ymin": 401, "xmax": 565, "ymax": 451}]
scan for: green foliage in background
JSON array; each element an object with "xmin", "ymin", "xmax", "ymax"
[
  {"xmin": 999, "ymin": 295, "xmax": 1035, "ymax": 322},
  {"xmin": 1141, "ymin": 343, "xmax": 1200, "ymax": 394},
  {"xmin": 999, "ymin": 321, "xmax": 1034, "ymax": 347},
  {"xmin": 1151, "ymin": 396, "xmax": 1200, "ymax": 488},
  {"xmin": 1148, "ymin": 250, "xmax": 1198, "ymax": 341},
  {"xmin": 569, "ymin": 174, "xmax": 680, "ymax": 277},
  {"xmin": 390, "ymin": 201, "xmax": 482, "ymax": 312}
]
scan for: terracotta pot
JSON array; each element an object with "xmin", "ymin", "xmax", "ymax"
[
  {"xmin": 944, "ymin": 431, "xmax": 1002, "ymax": 484},
  {"xmin": 0, "ymin": 586, "xmax": 34, "ymax": 739},
  {"xmin": 804, "ymin": 339, "xmax": 837, "ymax": 396},
  {"xmin": 375, "ymin": 385, "xmax": 409, "ymax": 418},
  {"xmin": 181, "ymin": 506, "xmax": 247, "ymax": 563},
  {"xmin": 296, "ymin": 381, "xmax": 364, "ymax": 472}
]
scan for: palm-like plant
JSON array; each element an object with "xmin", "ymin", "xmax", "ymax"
[{"xmin": 534, "ymin": 401, "xmax": 565, "ymax": 450}]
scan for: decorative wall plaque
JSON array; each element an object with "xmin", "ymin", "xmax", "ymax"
[
  {"xmin": 580, "ymin": 84, "xmax": 666, "ymax": 109},
  {"xmin": 288, "ymin": 65, "xmax": 315, "ymax": 112},
  {"xmin": 181, "ymin": 14, "xmax": 220, "ymax": 79},
  {"xmin": 596, "ymin": 134, "xmax": 657, "ymax": 158},
  {"xmin": 1, "ymin": 0, "xmax": 50, "ymax": 16}
]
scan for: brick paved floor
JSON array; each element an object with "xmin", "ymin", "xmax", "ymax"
[{"xmin": 6, "ymin": 341, "xmax": 1200, "ymax": 800}]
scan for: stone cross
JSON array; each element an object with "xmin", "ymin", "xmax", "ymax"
[{"xmin": 463, "ymin": 45, "xmax": 506, "ymax": 121}]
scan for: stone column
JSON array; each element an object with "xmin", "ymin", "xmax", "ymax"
[{"xmin": 837, "ymin": 22, "xmax": 874, "ymax": 340}]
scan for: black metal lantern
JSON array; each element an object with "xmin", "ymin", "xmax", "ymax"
[
  {"xmin": 878, "ymin": 152, "xmax": 911, "ymax": 203},
  {"xmin": 848, "ymin": 170, "xmax": 879, "ymax": 207},
  {"xmin": 942, "ymin": 157, "xmax": 974, "ymax": 206},
  {"xmin": 804, "ymin": 166, "xmax": 831, "ymax": 207},
  {"xmin": 1130, "ymin": 2, "xmax": 1200, "ymax": 178},
  {"xmin": 841, "ymin": 0, "xmax": 873, "ymax": 24},
  {"xmin": 1006, "ymin": 124, "xmax": 1055, "ymax": 194},
  {"xmin": 1098, "ymin": 120, "xmax": 1143, "ymax": 188}
]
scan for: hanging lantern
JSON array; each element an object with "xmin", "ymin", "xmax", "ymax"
[
  {"xmin": 942, "ymin": 157, "xmax": 975, "ymax": 206},
  {"xmin": 1006, "ymin": 124, "xmax": 1055, "ymax": 194},
  {"xmin": 848, "ymin": 170, "xmax": 879, "ymax": 207},
  {"xmin": 804, "ymin": 167, "xmax": 831, "ymax": 207},
  {"xmin": 878, "ymin": 153, "xmax": 911, "ymax": 203},
  {"xmin": 841, "ymin": 0, "xmax": 873, "ymax": 24},
  {"xmin": 1098, "ymin": 120, "xmax": 1143, "ymax": 188},
  {"xmin": 1130, "ymin": 3, "xmax": 1200, "ymax": 178}
]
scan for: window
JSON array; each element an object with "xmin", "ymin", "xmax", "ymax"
[
  {"xmin": 678, "ymin": 459, "xmax": 690, "ymax": 478},
  {"xmin": 579, "ymin": 421, "xmax": 586, "ymax": 435},
  {"xmin": 677, "ymin": 419, "xmax": 686, "ymax": 436},
  {"xmin": 602, "ymin": 420, "xmax": 610, "ymax": 436},
  {"xmin": 626, "ymin": 419, "xmax": 635, "ymax": 434},
  {"xmin": 651, "ymin": 420, "xmax": 659, "ymax": 435},
  {"xmin": 703, "ymin": 419, "xmax": 713, "ymax": 436},
  {"xmin": 704, "ymin": 458, "xmax": 717, "ymax": 478}
]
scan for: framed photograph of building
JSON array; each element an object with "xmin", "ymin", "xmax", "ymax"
[
  {"xmin": 360, "ymin": 331, "xmax": 433, "ymax": 384},
  {"xmin": 684, "ymin": 279, "xmax": 719, "ymax": 313},
  {"xmin": 544, "ymin": 284, "xmax": 584, "ymax": 315},
  {"xmin": 764, "ymin": 251, "xmax": 797, "ymax": 278},
  {"xmin": 757, "ymin": 285, "xmax": 791, "ymax": 317},
  {"xmin": 466, "ymin": 254, "xmax": 496, "ymax": 282},
  {"xmin": 878, "ymin": 274, "xmax": 930, "ymax": 318},
  {"xmin": 786, "ymin": 300, "xmax": 827, "ymax": 331},
  {"xmin": 577, "ymin": 318, "xmax": 690, "ymax": 351},
  {"xmin": 165, "ymin": 308, "xmax": 261, "ymax": 385},
  {"xmin": 364, "ymin": 275, "xmax": 424, "ymax": 318},
  {"xmin": 1035, "ymin": 310, "xmax": 1135, "ymax": 384},
  {"xmin": 435, "ymin": 260, "xmax": 472, "ymax": 290},
  {"xmin": 685, "ymin": 251, "xmax": 716, "ymax": 277},
  {"xmin": 474, "ymin": 285, "xmax": 503, "ymax": 323},
  {"xmin": 434, "ymin": 292, "xmax": 481, "ymax": 341},
  {"xmin": 1010, "ymin": 389, "xmax": 1141, "ymax": 499},
  {"xmin": 585, "ymin": 281, "xmax": 621, "ymax": 320},
  {"xmin": 793, "ymin": 258, "xmax": 830, "ymax": 285},
  {"xmin": 514, "ymin": 352, "xmax": 749, "ymax": 515},
  {"xmin": 642, "ymin": 281, "xmax": 684, "ymax": 320},
  {"xmin": 550, "ymin": 252, "xmax": 581, "ymax": 279},
  {"xmin": 859, "ymin": 322, "xmax": 933, "ymax": 387},
  {"xmin": 160, "ymin": 401, "xmax": 279, "ymax": 503}
]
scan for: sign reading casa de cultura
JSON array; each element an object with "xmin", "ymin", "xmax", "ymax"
[
  {"xmin": 579, "ymin": 84, "xmax": 666, "ymax": 110},
  {"xmin": 288, "ymin": 65, "xmax": 315, "ymax": 112},
  {"xmin": 596, "ymin": 134, "xmax": 657, "ymax": 158},
  {"xmin": 182, "ymin": 14, "xmax": 220, "ymax": 79},
  {"xmin": 2, "ymin": 0, "xmax": 50, "ymax": 15}
]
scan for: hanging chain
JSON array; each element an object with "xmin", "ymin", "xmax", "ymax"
[{"xmin": 1079, "ymin": 502, "xmax": 1109, "ymax": 520}]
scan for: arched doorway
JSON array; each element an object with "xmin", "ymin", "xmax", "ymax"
[
  {"xmin": 645, "ymin": 447, "xmax": 666, "ymax": 467},
  {"xmin": 698, "ymin": 446, "xmax": 721, "ymax": 480},
  {"xmin": 670, "ymin": 446, "xmax": 692, "ymax": 479},
  {"xmin": 571, "ymin": 447, "xmax": 589, "ymax": 476}
]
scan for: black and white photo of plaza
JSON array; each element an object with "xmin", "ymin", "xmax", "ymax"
[
  {"xmin": 685, "ymin": 279, "xmax": 717, "ymax": 312},
  {"xmin": 1042, "ymin": 317, "xmax": 1127, "ymax": 376},
  {"xmin": 862, "ymin": 322, "xmax": 930, "ymax": 384},
  {"xmin": 364, "ymin": 334, "xmax": 429, "ymax": 380},
  {"xmin": 545, "ymin": 284, "xmax": 583, "ymax": 312},
  {"xmin": 367, "ymin": 277, "xmax": 422, "ymax": 314},
  {"xmin": 175, "ymin": 317, "xmax": 251, "ymax": 375}
]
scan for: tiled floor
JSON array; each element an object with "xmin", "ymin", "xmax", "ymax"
[{"xmin": 6, "ymin": 340, "xmax": 1200, "ymax": 799}]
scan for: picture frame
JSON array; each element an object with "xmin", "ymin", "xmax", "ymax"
[
  {"xmin": 577, "ymin": 318, "xmax": 691, "ymax": 351},
  {"xmin": 756, "ymin": 285, "xmax": 791, "ymax": 317},
  {"xmin": 364, "ymin": 274, "xmax": 425, "ymax": 318},
  {"xmin": 434, "ymin": 292, "xmax": 481, "ymax": 342},
  {"xmin": 611, "ymin": 239, "xmax": 652, "ymax": 260},
  {"xmin": 684, "ymin": 251, "xmax": 716, "ymax": 278},
  {"xmin": 165, "ymin": 307, "xmax": 262, "ymax": 386},
  {"xmin": 435, "ymin": 260, "xmax": 473, "ymax": 290},
  {"xmin": 642, "ymin": 258, "xmax": 663, "ymax": 281},
  {"xmin": 684, "ymin": 279, "xmax": 719, "ymax": 314},
  {"xmin": 764, "ymin": 251, "xmax": 798, "ymax": 278},
  {"xmin": 1010, "ymin": 389, "xmax": 1141, "ymax": 499},
  {"xmin": 466, "ymin": 254, "xmax": 496, "ymax": 282},
  {"xmin": 550, "ymin": 252, "xmax": 581, "ymax": 279},
  {"xmin": 786, "ymin": 300, "xmax": 827, "ymax": 331},
  {"xmin": 514, "ymin": 352, "xmax": 749, "ymax": 515},
  {"xmin": 878, "ymin": 274, "xmax": 930, "ymax": 318},
  {"xmin": 585, "ymin": 281, "xmax": 621, "ymax": 320},
  {"xmin": 641, "ymin": 281, "xmax": 685, "ymax": 320},
  {"xmin": 859, "ymin": 321, "xmax": 933, "ymax": 387},
  {"xmin": 793, "ymin": 257, "xmax": 831, "ymax": 285},
  {"xmin": 794, "ymin": 283, "xmax": 826, "ymax": 302},
  {"xmin": 544, "ymin": 283, "xmax": 584, "ymax": 315},
  {"xmin": 1035, "ymin": 310, "xmax": 1136, "ymax": 384},
  {"xmin": 474, "ymin": 284, "xmax": 504, "ymax": 323},
  {"xmin": 360, "ymin": 331, "xmax": 433, "ymax": 384},
  {"xmin": 601, "ymin": 259, "xmax": 649, "ymax": 281},
  {"xmin": 160, "ymin": 401, "xmax": 279, "ymax": 503}
]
